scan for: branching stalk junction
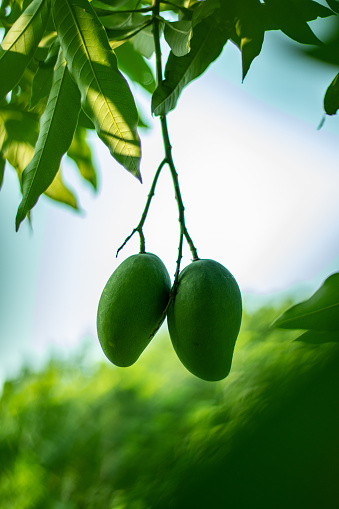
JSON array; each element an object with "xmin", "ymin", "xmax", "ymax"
[{"xmin": 117, "ymin": 0, "xmax": 199, "ymax": 292}]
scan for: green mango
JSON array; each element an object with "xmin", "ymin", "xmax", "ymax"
[
  {"xmin": 97, "ymin": 253, "xmax": 171, "ymax": 367},
  {"xmin": 167, "ymin": 259, "xmax": 242, "ymax": 381}
]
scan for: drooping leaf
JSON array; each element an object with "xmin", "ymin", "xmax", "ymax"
[
  {"xmin": 44, "ymin": 168, "xmax": 78, "ymax": 209},
  {"xmin": 263, "ymin": 1, "xmax": 335, "ymax": 30},
  {"xmin": 52, "ymin": 0, "xmax": 141, "ymax": 180},
  {"xmin": 192, "ymin": 0, "xmax": 220, "ymax": 26},
  {"xmin": 0, "ymin": 0, "xmax": 50, "ymax": 102},
  {"xmin": 152, "ymin": 13, "xmax": 229, "ymax": 116},
  {"xmin": 16, "ymin": 49, "xmax": 81, "ymax": 230},
  {"xmin": 67, "ymin": 126, "xmax": 97, "ymax": 189},
  {"xmin": 91, "ymin": 0, "xmax": 132, "ymax": 10},
  {"xmin": 105, "ymin": 18, "xmax": 152, "ymax": 46},
  {"xmin": 325, "ymin": 0, "xmax": 339, "ymax": 13},
  {"xmin": 294, "ymin": 330, "xmax": 339, "ymax": 344},
  {"xmin": 114, "ymin": 41, "xmax": 155, "ymax": 94},
  {"xmin": 298, "ymin": 1, "xmax": 335, "ymax": 20},
  {"xmin": 0, "ymin": 105, "xmax": 39, "ymax": 159},
  {"xmin": 324, "ymin": 72, "xmax": 339, "ymax": 115},
  {"xmin": 30, "ymin": 64, "xmax": 54, "ymax": 109},
  {"xmin": 3, "ymin": 137, "xmax": 35, "ymax": 181},
  {"xmin": 131, "ymin": 21, "xmax": 155, "ymax": 59},
  {"xmin": 30, "ymin": 38, "xmax": 60, "ymax": 110},
  {"xmin": 164, "ymin": 19, "xmax": 193, "ymax": 57},
  {"xmin": 273, "ymin": 272, "xmax": 339, "ymax": 332},
  {"xmin": 263, "ymin": 0, "xmax": 322, "ymax": 44},
  {"xmin": 235, "ymin": 4, "xmax": 265, "ymax": 80},
  {"xmin": 0, "ymin": 104, "xmax": 78, "ymax": 212}
]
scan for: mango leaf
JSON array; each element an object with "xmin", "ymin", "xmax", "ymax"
[
  {"xmin": 164, "ymin": 20, "xmax": 193, "ymax": 57},
  {"xmin": 102, "ymin": 11, "xmax": 144, "ymax": 30},
  {"xmin": 91, "ymin": 0, "xmax": 132, "ymax": 10},
  {"xmin": 67, "ymin": 126, "xmax": 97, "ymax": 189},
  {"xmin": 298, "ymin": 1, "xmax": 335, "ymax": 20},
  {"xmin": 324, "ymin": 72, "xmax": 339, "ymax": 115},
  {"xmin": 105, "ymin": 20, "xmax": 152, "ymax": 45},
  {"xmin": 0, "ymin": 151, "xmax": 5, "ymax": 188},
  {"xmin": 263, "ymin": 0, "xmax": 321, "ymax": 44},
  {"xmin": 131, "ymin": 22, "xmax": 155, "ymax": 59},
  {"xmin": 114, "ymin": 41, "xmax": 155, "ymax": 94},
  {"xmin": 44, "ymin": 169, "xmax": 78, "ymax": 209},
  {"xmin": 3, "ymin": 138, "xmax": 35, "ymax": 181},
  {"xmin": 192, "ymin": 0, "xmax": 220, "ymax": 26},
  {"xmin": 325, "ymin": 0, "xmax": 339, "ymax": 13},
  {"xmin": 16, "ymin": 49, "xmax": 81, "ymax": 230},
  {"xmin": 152, "ymin": 14, "xmax": 229, "ymax": 116},
  {"xmin": 0, "ymin": 106, "xmax": 39, "ymax": 157},
  {"xmin": 99, "ymin": 12, "xmax": 132, "ymax": 30},
  {"xmin": 1, "ymin": 106, "xmax": 78, "ymax": 211},
  {"xmin": 30, "ymin": 38, "xmax": 60, "ymax": 110},
  {"xmin": 52, "ymin": 0, "xmax": 141, "ymax": 180},
  {"xmin": 235, "ymin": 5, "xmax": 265, "ymax": 80},
  {"xmin": 294, "ymin": 330, "xmax": 339, "ymax": 344},
  {"xmin": 0, "ymin": 0, "xmax": 50, "ymax": 102},
  {"xmin": 273, "ymin": 273, "xmax": 339, "ymax": 332}
]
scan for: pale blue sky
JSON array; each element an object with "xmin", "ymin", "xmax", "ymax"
[{"xmin": 1, "ymin": 26, "xmax": 339, "ymax": 386}]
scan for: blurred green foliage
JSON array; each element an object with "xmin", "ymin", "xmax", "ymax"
[{"xmin": 1, "ymin": 304, "xmax": 339, "ymax": 509}]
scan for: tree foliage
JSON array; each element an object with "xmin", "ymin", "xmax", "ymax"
[
  {"xmin": 1, "ymin": 305, "xmax": 339, "ymax": 508},
  {"xmin": 0, "ymin": 0, "xmax": 337, "ymax": 229}
]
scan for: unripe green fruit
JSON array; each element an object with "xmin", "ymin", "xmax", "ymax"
[
  {"xmin": 167, "ymin": 259, "xmax": 242, "ymax": 381},
  {"xmin": 97, "ymin": 253, "xmax": 171, "ymax": 367}
]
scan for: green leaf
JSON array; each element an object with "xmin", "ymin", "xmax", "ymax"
[
  {"xmin": 91, "ymin": 0, "xmax": 131, "ymax": 10},
  {"xmin": 29, "ymin": 38, "xmax": 60, "ymax": 110},
  {"xmin": 192, "ymin": 0, "xmax": 220, "ymax": 26},
  {"xmin": 152, "ymin": 14, "xmax": 229, "ymax": 116},
  {"xmin": 105, "ymin": 19, "xmax": 151, "ymax": 46},
  {"xmin": 102, "ymin": 11, "xmax": 145, "ymax": 31},
  {"xmin": 0, "ymin": 0, "xmax": 50, "ymax": 102},
  {"xmin": 44, "ymin": 169, "xmax": 78, "ymax": 209},
  {"xmin": 30, "ymin": 64, "xmax": 54, "ymax": 110},
  {"xmin": 298, "ymin": 1, "xmax": 335, "ymax": 20},
  {"xmin": 325, "ymin": 0, "xmax": 339, "ymax": 13},
  {"xmin": 263, "ymin": 1, "xmax": 335, "ymax": 29},
  {"xmin": 0, "ymin": 106, "xmax": 39, "ymax": 160},
  {"xmin": 114, "ymin": 41, "xmax": 155, "ymax": 94},
  {"xmin": 52, "ymin": 0, "xmax": 141, "ymax": 180},
  {"xmin": 263, "ymin": 0, "xmax": 321, "ymax": 44},
  {"xmin": 67, "ymin": 126, "xmax": 97, "ymax": 189},
  {"xmin": 324, "ymin": 72, "xmax": 339, "ymax": 115},
  {"xmin": 164, "ymin": 20, "xmax": 193, "ymax": 57},
  {"xmin": 131, "ymin": 22, "xmax": 155, "ymax": 59},
  {"xmin": 273, "ymin": 273, "xmax": 339, "ymax": 332},
  {"xmin": 3, "ymin": 137, "xmax": 35, "ymax": 180},
  {"xmin": 294, "ymin": 330, "xmax": 339, "ymax": 344},
  {"xmin": 16, "ymin": 49, "xmax": 81, "ymax": 230},
  {"xmin": 235, "ymin": 5, "xmax": 265, "ymax": 80}
]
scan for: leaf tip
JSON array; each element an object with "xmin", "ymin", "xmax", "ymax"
[{"xmin": 15, "ymin": 208, "xmax": 24, "ymax": 232}]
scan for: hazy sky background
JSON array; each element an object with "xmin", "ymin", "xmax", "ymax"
[{"xmin": 1, "ymin": 22, "xmax": 339, "ymax": 386}]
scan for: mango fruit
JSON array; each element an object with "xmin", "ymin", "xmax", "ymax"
[
  {"xmin": 97, "ymin": 253, "xmax": 171, "ymax": 367},
  {"xmin": 167, "ymin": 259, "xmax": 242, "ymax": 381}
]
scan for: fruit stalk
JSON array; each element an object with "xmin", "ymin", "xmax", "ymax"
[
  {"xmin": 116, "ymin": 158, "xmax": 167, "ymax": 257},
  {"xmin": 152, "ymin": 0, "xmax": 198, "ymax": 281}
]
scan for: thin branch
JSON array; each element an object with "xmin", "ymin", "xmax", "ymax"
[
  {"xmin": 153, "ymin": 0, "xmax": 198, "ymax": 272},
  {"xmin": 116, "ymin": 158, "xmax": 167, "ymax": 257}
]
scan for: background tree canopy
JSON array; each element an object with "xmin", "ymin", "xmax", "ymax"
[{"xmin": 1, "ymin": 305, "xmax": 339, "ymax": 509}]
